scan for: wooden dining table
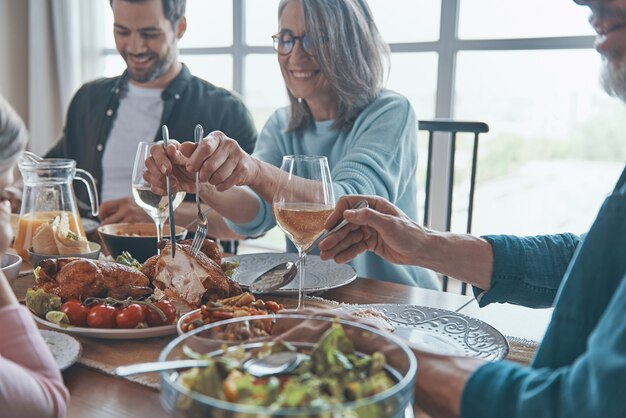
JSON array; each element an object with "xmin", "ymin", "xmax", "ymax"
[{"xmin": 11, "ymin": 270, "xmax": 552, "ymax": 418}]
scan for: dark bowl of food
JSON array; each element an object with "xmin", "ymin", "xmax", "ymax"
[
  {"xmin": 27, "ymin": 242, "xmax": 101, "ymax": 268},
  {"xmin": 97, "ymin": 223, "xmax": 187, "ymax": 263},
  {"xmin": 159, "ymin": 313, "xmax": 417, "ymax": 417}
]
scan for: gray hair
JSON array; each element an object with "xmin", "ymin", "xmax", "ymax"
[
  {"xmin": 0, "ymin": 96, "xmax": 27, "ymax": 177},
  {"xmin": 110, "ymin": 0, "xmax": 186, "ymax": 29},
  {"xmin": 279, "ymin": 0, "xmax": 389, "ymax": 132}
]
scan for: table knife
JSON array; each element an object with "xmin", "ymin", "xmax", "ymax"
[{"xmin": 161, "ymin": 125, "xmax": 176, "ymax": 259}]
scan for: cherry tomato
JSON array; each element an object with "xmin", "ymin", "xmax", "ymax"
[
  {"xmin": 87, "ymin": 305, "xmax": 117, "ymax": 328},
  {"xmin": 116, "ymin": 304, "xmax": 146, "ymax": 329},
  {"xmin": 60, "ymin": 300, "xmax": 90, "ymax": 327},
  {"xmin": 145, "ymin": 300, "xmax": 177, "ymax": 327}
]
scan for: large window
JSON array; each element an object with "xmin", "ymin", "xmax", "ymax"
[{"xmin": 100, "ymin": 0, "xmax": 622, "ymax": 249}]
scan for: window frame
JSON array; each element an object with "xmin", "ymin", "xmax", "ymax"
[{"xmin": 102, "ymin": 0, "xmax": 596, "ymax": 232}]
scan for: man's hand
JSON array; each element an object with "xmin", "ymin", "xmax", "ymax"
[
  {"xmin": 99, "ymin": 197, "xmax": 152, "ymax": 225},
  {"xmin": 409, "ymin": 346, "xmax": 485, "ymax": 418},
  {"xmin": 318, "ymin": 195, "xmax": 431, "ymax": 266}
]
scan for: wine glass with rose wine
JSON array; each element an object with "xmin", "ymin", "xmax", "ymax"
[
  {"xmin": 272, "ymin": 155, "xmax": 335, "ymax": 309},
  {"xmin": 131, "ymin": 142, "xmax": 185, "ymax": 252}
]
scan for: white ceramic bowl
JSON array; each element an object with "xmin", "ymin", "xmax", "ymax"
[
  {"xmin": 1, "ymin": 253, "xmax": 22, "ymax": 285},
  {"xmin": 27, "ymin": 242, "xmax": 101, "ymax": 267}
]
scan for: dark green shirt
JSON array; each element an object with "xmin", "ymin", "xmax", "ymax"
[{"xmin": 46, "ymin": 64, "xmax": 257, "ymax": 204}]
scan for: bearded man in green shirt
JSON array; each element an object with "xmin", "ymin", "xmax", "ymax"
[{"xmin": 45, "ymin": 0, "xmax": 256, "ymax": 248}]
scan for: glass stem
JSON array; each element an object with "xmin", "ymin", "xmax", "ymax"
[
  {"xmin": 155, "ymin": 218, "xmax": 165, "ymax": 255},
  {"xmin": 297, "ymin": 249, "xmax": 306, "ymax": 310}
]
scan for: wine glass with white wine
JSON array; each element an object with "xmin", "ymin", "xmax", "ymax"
[
  {"xmin": 273, "ymin": 155, "xmax": 335, "ymax": 309},
  {"xmin": 131, "ymin": 142, "xmax": 185, "ymax": 252}
]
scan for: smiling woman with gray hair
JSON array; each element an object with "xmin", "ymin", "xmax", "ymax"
[
  {"xmin": 0, "ymin": 95, "xmax": 69, "ymax": 418},
  {"xmin": 146, "ymin": 0, "xmax": 438, "ymax": 289}
]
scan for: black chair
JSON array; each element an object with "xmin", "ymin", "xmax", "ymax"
[{"xmin": 418, "ymin": 119, "xmax": 489, "ymax": 294}]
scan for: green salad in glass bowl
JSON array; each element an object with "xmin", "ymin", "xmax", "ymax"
[{"xmin": 158, "ymin": 313, "xmax": 417, "ymax": 418}]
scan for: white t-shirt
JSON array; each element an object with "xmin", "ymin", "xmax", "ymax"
[{"xmin": 101, "ymin": 83, "xmax": 163, "ymax": 201}]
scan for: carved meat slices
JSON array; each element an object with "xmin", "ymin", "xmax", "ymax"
[
  {"xmin": 141, "ymin": 239, "xmax": 222, "ymax": 281},
  {"xmin": 151, "ymin": 241, "xmax": 242, "ymax": 308},
  {"xmin": 33, "ymin": 258, "xmax": 150, "ymax": 301}
]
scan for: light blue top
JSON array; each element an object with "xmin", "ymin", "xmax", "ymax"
[
  {"xmin": 462, "ymin": 167, "xmax": 626, "ymax": 418},
  {"xmin": 226, "ymin": 90, "xmax": 439, "ymax": 289}
]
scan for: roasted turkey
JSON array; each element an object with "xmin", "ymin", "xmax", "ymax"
[
  {"xmin": 32, "ymin": 239, "xmax": 241, "ymax": 307},
  {"xmin": 149, "ymin": 240, "xmax": 242, "ymax": 307},
  {"xmin": 33, "ymin": 258, "xmax": 150, "ymax": 301}
]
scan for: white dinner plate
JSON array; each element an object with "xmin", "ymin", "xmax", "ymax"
[
  {"xmin": 335, "ymin": 304, "xmax": 509, "ymax": 360},
  {"xmin": 40, "ymin": 329, "xmax": 82, "ymax": 370},
  {"xmin": 225, "ymin": 253, "xmax": 356, "ymax": 294},
  {"xmin": 33, "ymin": 315, "xmax": 177, "ymax": 340}
]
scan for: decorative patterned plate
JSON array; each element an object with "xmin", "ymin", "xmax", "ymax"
[
  {"xmin": 40, "ymin": 329, "xmax": 82, "ymax": 370},
  {"xmin": 224, "ymin": 253, "xmax": 356, "ymax": 294},
  {"xmin": 335, "ymin": 304, "xmax": 509, "ymax": 360}
]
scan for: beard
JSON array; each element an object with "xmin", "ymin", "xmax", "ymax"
[
  {"xmin": 124, "ymin": 47, "xmax": 177, "ymax": 84},
  {"xmin": 601, "ymin": 57, "xmax": 626, "ymax": 102}
]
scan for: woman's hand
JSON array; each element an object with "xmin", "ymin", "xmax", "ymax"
[
  {"xmin": 318, "ymin": 195, "xmax": 431, "ymax": 266},
  {"xmin": 185, "ymin": 131, "xmax": 260, "ymax": 192}
]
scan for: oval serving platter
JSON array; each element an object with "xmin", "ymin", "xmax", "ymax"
[{"xmin": 33, "ymin": 315, "xmax": 176, "ymax": 340}]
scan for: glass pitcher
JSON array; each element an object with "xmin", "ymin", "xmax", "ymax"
[{"xmin": 14, "ymin": 157, "xmax": 99, "ymax": 260}]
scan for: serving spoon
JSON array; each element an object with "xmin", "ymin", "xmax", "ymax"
[
  {"xmin": 249, "ymin": 200, "xmax": 369, "ymax": 293},
  {"xmin": 115, "ymin": 351, "xmax": 308, "ymax": 378}
]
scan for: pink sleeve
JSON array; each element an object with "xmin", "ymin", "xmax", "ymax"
[{"xmin": 0, "ymin": 305, "xmax": 69, "ymax": 418}]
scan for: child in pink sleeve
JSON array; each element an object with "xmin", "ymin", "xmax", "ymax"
[
  {"xmin": 0, "ymin": 95, "xmax": 69, "ymax": 417},
  {"xmin": 0, "ymin": 302, "xmax": 70, "ymax": 418}
]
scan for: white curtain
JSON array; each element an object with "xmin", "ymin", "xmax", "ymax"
[{"xmin": 28, "ymin": 0, "xmax": 105, "ymax": 155}]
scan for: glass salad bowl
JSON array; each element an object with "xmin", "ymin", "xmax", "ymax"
[{"xmin": 158, "ymin": 313, "xmax": 417, "ymax": 417}]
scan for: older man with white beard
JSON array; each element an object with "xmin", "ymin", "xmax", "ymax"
[{"xmin": 316, "ymin": 0, "xmax": 626, "ymax": 417}]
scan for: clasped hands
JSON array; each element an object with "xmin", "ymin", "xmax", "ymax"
[
  {"xmin": 103, "ymin": 130, "xmax": 254, "ymax": 225},
  {"xmin": 143, "ymin": 131, "xmax": 260, "ymax": 196}
]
